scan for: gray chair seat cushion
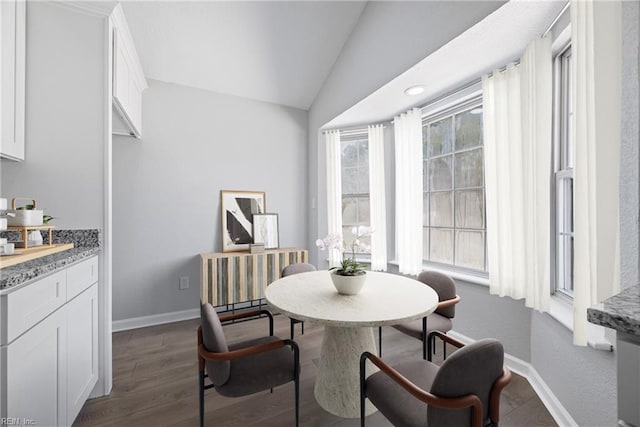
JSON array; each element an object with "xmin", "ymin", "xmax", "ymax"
[
  {"xmin": 366, "ymin": 360, "xmax": 440, "ymax": 427},
  {"xmin": 214, "ymin": 336, "xmax": 297, "ymax": 397},
  {"xmin": 392, "ymin": 313, "xmax": 453, "ymax": 340}
]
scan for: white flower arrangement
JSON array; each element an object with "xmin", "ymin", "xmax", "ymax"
[{"xmin": 316, "ymin": 226, "xmax": 372, "ymax": 276}]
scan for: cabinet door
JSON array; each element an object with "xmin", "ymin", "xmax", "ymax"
[
  {"xmin": 112, "ymin": 27, "xmax": 142, "ymax": 137},
  {"xmin": 0, "ymin": 0, "xmax": 26, "ymax": 160},
  {"xmin": 66, "ymin": 283, "xmax": 99, "ymax": 424},
  {"xmin": 5, "ymin": 308, "xmax": 67, "ymax": 426},
  {"xmin": 113, "ymin": 29, "xmax": 130, "ymax": 113}
]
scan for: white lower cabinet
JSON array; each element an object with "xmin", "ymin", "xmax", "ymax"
[
  {"xmin": 5, "ymin": 307, "xmax": 67, "ymax": 426},
  {"xmin": 0, "ymin": 256, "xmax": 99, "ymax": 426},
  {"xmin": 66, "ymin": 283, "xmax": 98, "ymax": 423}
]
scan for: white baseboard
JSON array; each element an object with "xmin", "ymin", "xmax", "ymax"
[
  {"xmin": 112, "ymin": 308, "xmax": 200, "ymax": 332},
  {"xmin": 448, "ymin": 331, "xmax": 578, "ymax": 427}
]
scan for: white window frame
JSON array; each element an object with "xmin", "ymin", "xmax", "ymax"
[
  {"xmin": 340, "ymin": 132, "xmax": 371, "ymax": 254},
  {"xmin": 421, "ymin": 94, "xmax": 487, "ymax": 274},
  {"xmin": 552, "ymin": 43, "xmax": 574, "ymax": 299}
]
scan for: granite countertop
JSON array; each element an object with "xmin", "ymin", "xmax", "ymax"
[
  {"xmin": 0, "ymin": 229, "xmax": 101, "ymax": 293},
  {"xmin": 587, "ymin": 285, "xmax": 640, "ymax": 336}
]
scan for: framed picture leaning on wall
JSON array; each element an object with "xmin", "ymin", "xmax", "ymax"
[
  {"xmin": 252, "ymin": 213, "xmax": 279, "ymax": 249},
  {"xmin": 221, "ymin": 190, "xmax": 266, "ymax": 252}
]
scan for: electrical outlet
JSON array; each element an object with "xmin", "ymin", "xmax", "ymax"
[{"xmin": 179, "ymin": 276, "xmax": 189, "ymax": 290}]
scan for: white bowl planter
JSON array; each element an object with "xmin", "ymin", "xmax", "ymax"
[{"xmin": 330, "ymin": 271, "xmax": 367, "ymax": 295}]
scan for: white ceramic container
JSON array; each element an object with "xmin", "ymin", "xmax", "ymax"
[
  {"xmin": 7, "ymin": 209, "xmax": 43, "ymax": 226},
  {"xmin": 330, "ymin": 271, "xmax": 367, "ymax": 295}
]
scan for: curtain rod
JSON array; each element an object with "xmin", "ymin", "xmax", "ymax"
[
  {"xmin": 418, "ymin": 79, "xmax": 482, "ymax": 113},
  {"xmin": 486, "ymin": 3, "xmax": 569, "ymax": 78},
  {"xmin": 542, "ymin": 1, "xmax": 570, "ymax": 38},
  {"xmin": 322, "ymin": 125, "xmax": 386, "ymax": 135}
]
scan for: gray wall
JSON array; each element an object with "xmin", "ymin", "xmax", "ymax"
[
  {"xmin": 455, "ymin": 281, "xmax": 532, "ymax": 362},
  {"xmin": 620, "ymin": 0, "xmax": 640, "ymax": 290},
  {"xmin": 531, "ymin": 312, "xmax": 617, "ymax": 426},
  {"xmin": 1, "ymin": 2, "xmax": 105, "ymax": 228},
  {"xmin": 112, "ymin": 79, "xmax": 308, "ymax": 321}
]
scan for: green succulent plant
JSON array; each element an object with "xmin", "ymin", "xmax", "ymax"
[{"xmin": 330, "ymin": 257, "xmax": 366, "ymax": 276}]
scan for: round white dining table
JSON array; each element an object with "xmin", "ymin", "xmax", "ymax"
[{"xmin": 265, "ymin": 270, "xmax": 439, "ymax": 418}]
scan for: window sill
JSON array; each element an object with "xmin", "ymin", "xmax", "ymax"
[
  {"xmin": 548, "ymin": 295, "xmax": 614, "ymax": 351},
  {"xmin": 355, "ymin": 259, "xmax": 613, "ymax": 351},
  {"xmin": 387, "ymin": 260, "xmax": 490, "ymax": 287}
]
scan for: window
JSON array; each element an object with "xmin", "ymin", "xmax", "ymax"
[
  {"xmin": 554, "ymin": 45, "xmax": 574, "ymax": 296},
  {"xmin": 341, "ymin": 133, "xmax": 371, "ymax": 249},
  {"xmin": 422, "ymin": 100, "xmax": 486, "ymax": 271}
]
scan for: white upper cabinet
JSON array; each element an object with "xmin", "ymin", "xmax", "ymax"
[
  {"xmin": 111, "ymin": 4, "xmax": 147, "ymax": 138},
  {"xmin": 0, "ymin": 0, "xmax": 26, "ymax": 160}
]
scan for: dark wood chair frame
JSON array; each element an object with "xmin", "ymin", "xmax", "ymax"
[
  {"xmin": 290, "ymin": 317, "xmax": 304, "ymax": 340},
  {"xmin": 378, "ymin": 294, "xmax": 461, "ymax": 359},
  {"xmin": 360, "ymin": 331, "xmax": 512, "ymax": 427},
  {"xmin": 422, "ymin": 295, "xmax": 460, "ymax": 360},
  {"xmin": 197, "ymin": 308, "xmax": 300, "ymax": 427}
]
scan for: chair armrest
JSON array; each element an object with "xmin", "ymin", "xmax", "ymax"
[
  {"xmin": 437, "ymin": 294, "xmax": 461, "ymax": 309},
  {"xmin": 428, "ymin": 330, "xmax": 465, "ymax": 349},
  {"xmin": 360, "ymin": 352, "xmax": 483, "ymax": 427},
  {"xmin": 219, "ymin": 309, "xmax": 274, "ymax": 336},
  {"xmin": 198, "ymin": 332, "xmax": 298, "ymax": 361},
  {"xmin": 489, "ymin": 366, "xmax": 512, "ymax": 423}
]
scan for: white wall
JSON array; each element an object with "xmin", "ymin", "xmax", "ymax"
[
  {"xmin": 1, "ymin": 3, "xmax": 105, "ymax": 228},
  {"xmin": 112, "ymin": 79, "xmax": 308, "ymax": 321}
]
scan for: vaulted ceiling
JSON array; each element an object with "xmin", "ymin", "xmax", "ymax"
[
  {"xmin": 122, "ymin": 0, "xmax": 567, "ymax": 125},
  {"xmin": 121, "ymin": 1, "xmax": 367, "ymax": 110}
]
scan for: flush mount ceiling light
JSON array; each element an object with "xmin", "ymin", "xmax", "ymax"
[{"xmin": 404, "ymin": 85, "xmax": 425, "ymax": 96}]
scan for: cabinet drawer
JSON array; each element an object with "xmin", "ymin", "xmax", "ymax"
[
  {"xmin": 67, "ymin": 256, "xmax": 98, "ymax": 301},
  {"xmin": 2, "ymin": 270, "xmax": 67, "ymax": 344}
]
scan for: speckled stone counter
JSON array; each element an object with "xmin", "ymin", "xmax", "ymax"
[
  {"xmin": 587, "ymin": 285, "xmax": 640, "ymax": 336},
  {"xmin": 588, "ymin": 285, "xmax": 640, "ymax": 426},
  {"xmin": 0, "ymin": 229, "xmax": 101, "ymax": 292}
]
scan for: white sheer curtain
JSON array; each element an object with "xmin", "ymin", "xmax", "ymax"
[
  {"xmin": 368, "ymin": 124, "xmax": 387, "ymax": 271},
  {"xmin": 325, "ymin": 130, "xmax": 343, "ymax": 267},
  {"xmin": 483, "ymin": 35, "xmax": 552, "ymax": 311},
  {"xmin": 520, "ymin": 36, "xmax": 552, "ymax": 311},
  {"xmin": 394, "ymin": 108, "xmax": 423, "ymax": 275},
  {"xmin": 571, "ymin": 0, "xmax": 621, "ymax": 345}
]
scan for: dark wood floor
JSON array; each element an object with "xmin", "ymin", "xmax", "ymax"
[{"xmin": 75, "ymin": 315, "xmax": 557, "ymax": 427}]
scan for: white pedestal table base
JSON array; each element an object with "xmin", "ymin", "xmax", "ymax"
[{"xmin": 314, "ymin": 325, "xmax": 379, "ymax": 418}]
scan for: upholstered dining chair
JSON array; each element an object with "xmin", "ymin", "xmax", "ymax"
[
  {"xmin": 281, "ymin": 262, "xmax": 317, "ymax": 339},
  {"xmin": 391, "ymin": 270, "xmax": 460, "ymax": 359},
  {"xmin": 197, "ymin": 303, "xmax": 300, "ymax": 427},
  {"xmin": 360, "ymin": 332, "xmax": 511, "ymax": 427}
]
